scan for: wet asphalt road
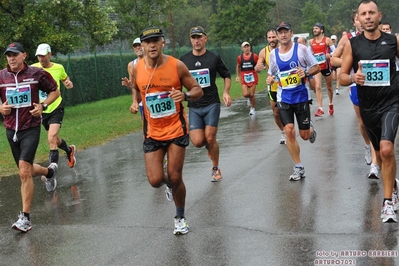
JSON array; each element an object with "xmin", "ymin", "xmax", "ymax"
[{"xmin": 1, "ymin": 86, "xmax": 399, "ymax": 266}]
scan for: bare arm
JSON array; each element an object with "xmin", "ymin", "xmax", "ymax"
[
  {"xmin": 122, "ymin": 63, "xmax": 133, "ymax": 88},
  {"xmin": 62, "ymin": 76, "xmax": 73, "ymax": 89},
  {"xmin": 255, "ymin": 48, "xmax": 266, "ymax": 72},
  {"xmin": 130, "ymin": 64, "xmax": 140, "ymax": 114},
  {"xmin": 331, "ymin": 35, "xmax": 349, "ymax": 67},
  {"xmin": 339, "ymin": 40, "xmax": 354, "ymax": 86}
]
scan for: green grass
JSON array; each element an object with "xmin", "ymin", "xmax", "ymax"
[{"xmin": 0, "ymin": 72, "xmax": 267, "ymax": 177}]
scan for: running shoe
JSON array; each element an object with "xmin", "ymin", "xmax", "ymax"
[
  {"xmin": 309, "ymin": 120, "xmax": 317, "ymax": 144},
  {"xmin": 211, "ymin": 167, "xmax": 222, "ymax": 182},
  {"xmin": 393, "ymin": 179, "xmax": 399, "ymax": 211},
  {"xmin": 45, "ymin": 163, "xmax": 58, "ymax": 192},
  {"xmin": 67, "ymin": 145, "xmax": 76, "ymax": 168},
  {"xmin": 364, "ymin": 145, "xmax": 372, "ymax": 165},
  {"xmin": 173, "ymin": 217, "xmax": 189, "ymax": 235},
  {"xmin": 12, "ymin": 212, "xmax": 32, "ymax": 232},
  {"xmin": 249, "ymin": 107, "xmax": 256, "ymax": 115},
  {"xmin": 165, "ymin": 184, "xmax": 173, "ymax": 202},
  {"xmin": 315, "ymin": 109, "xmax": 324, "ymax": 117},
  {"xmin": 328, "ymin": 104, "xmax": 334, "ymax": 115},
  {"xmin": 279, "ymin": 131, "xmax": 286, "ymax": 144},
  {"xmin": 367, "ymin": 164, "xmax": 380, "ymax": 179},
  {"xmin": 381, "ymin": 200, "xmax": 397, "ymax": 223},
  {"xmin": 335, "ymin": 89, "xmax": 339, "ymax": 95},
  {"xmin": 289, "ymin": 166, "xmax": 305, "ymax": 181}
]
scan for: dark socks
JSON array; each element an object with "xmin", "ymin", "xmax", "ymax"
[
  {"xmin": 58, "ymin": 139, "xmax": 69, "ymax": 154},
  {"xmin": 49, "ymin": 150, "xmax": 59, "ymax": 164},
  {"xmin": 23, "ymin": 212, "xmax": 30, "ymax": 221},
  {"xmin": 383, "ymin": 198, "xmax": 392, "ymax": 205},
  {"xmin": 46, "ymin": 168, "xmax": 54, "ymax": 179},
  {"xmin": 175, "ymin": 207, "xmax": 185, "ymax": 218}
]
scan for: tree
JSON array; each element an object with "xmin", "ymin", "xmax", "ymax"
[
  {"xmin": 208, "ymin": 0, "xmax": 275, "ymax": 45},
  {"xmin": 301, "ymin": 0, "xmax": 327, "ymax": 36},
  {"xmin": 0, "ymin": 0, "xmax": 117, "ymax": 63}
]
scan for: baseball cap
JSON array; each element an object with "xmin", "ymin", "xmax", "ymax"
[
  {"xmin": 35, "ymin": 43, "xmax": 51, "ymax": 56},
  {"xmin": 4, "ymin": 42, "xmax": 25, "ymax": 55},
  {"xmin": 314, "ymin": 23, "xmax": 324, "ymax": 31},
  {"xmin": 140, "ymin": 27, "xmax": 164, "ymax": 41},
  {"xmin": 276, "ymin": 22, "xmax": 292, "ymax": 31},
  {"xmin": 331, "ymin": 35, "xmax": 337, "ymax": 40},
  {"xmin": 190, "ymin": 26, "xmax": 207, "ymax": 36},
  {"xmin": 241, "ymin": 41, "xmax": 250, "ymax": 47},
  {"xmin": 132, "ymin": 38, "xmax": 141, "ymax": 46}
]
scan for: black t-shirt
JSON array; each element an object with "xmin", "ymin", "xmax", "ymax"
[
  {"xmin": 180, "ymin": 50, "xmax": 231, "ymax": 108},
  {"xmin": 350, "ymin": 32, "xmax": 399, "ymax": 110}
]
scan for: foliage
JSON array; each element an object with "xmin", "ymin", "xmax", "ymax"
[
  {"xmin": 0, "ymin": 0, "xmax": 117, "ymax": 63},
  {"xmin": 301, "ymin": 0, "xmax": 327, "ymax": 36},
  {"xmin": 208, "ymin": 0, "xmax": 275, "ymax": 45}
]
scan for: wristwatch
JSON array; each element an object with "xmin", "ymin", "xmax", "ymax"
[
  {"xmin": 305, "ymin": 70, "xmax": 310, "ymax": 77},
  {"xmin": 41, "ymin": 103, "xmax": 48, "ymax": 111},
  {"xmin": 184, "ymin": 92, "xmax": 191, "ymax": 101}
]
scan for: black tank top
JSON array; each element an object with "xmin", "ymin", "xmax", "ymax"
[{"xmin": 350, "ymin": 32, "xmax": 399, "ymax": 110}]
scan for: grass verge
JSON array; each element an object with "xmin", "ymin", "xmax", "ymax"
[{"xmin": 0, "ymin": 72, "xmax": 267, "ymax": 177}]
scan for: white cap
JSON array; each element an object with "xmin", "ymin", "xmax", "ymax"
[
  {"xmin": 35, "ymin": 43, "xmax": 51, "ymax": 56},
  {"xmin": 330, "ymin": 35, "xmax": 337, "ymax": 40},
  {"xmin": 241, "ymin": 41, "xmax": 250, "ymax": 47},
  {"xmin": 132, "ymin": 38, "xmax": 141, "ymax": 45}
]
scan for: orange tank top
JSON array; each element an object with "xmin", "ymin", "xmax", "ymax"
[
  {"xmin": 136, "ymin": 56, "xmax": 188, "ymax": 141},
  {"xmin": 311, "ymin": 36, "xmax": 331, "ymax": 70}
]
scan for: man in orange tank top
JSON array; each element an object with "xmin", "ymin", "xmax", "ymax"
[
  {"xmin": 309, "ymin": 23, "xmax": 336, "ymax": 117},
  {"xmin": 130, "ymin": 27, "xmax": 203, "ymax": 235}
]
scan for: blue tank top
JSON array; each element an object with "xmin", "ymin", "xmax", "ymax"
[{"xmin": 275, "ymin": 43, "xmax": 309, "ymax": 104}]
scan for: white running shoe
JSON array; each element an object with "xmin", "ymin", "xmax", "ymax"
[
  {"xmin": 173, "ymin": 217, "xmax": 189, "ymax": 235},
  {"xmin": 393, "ymin": 179, "xmax": 399, "ymax": 211},
  {"xmin": 367, "ymin": 164, "xmax": 380, "ymax": 179},
  {"xmin": 12, "ymin": 212, "xmax": 32, "ymax": 232},
  {"xmin": 249, "ymin": 107, "xmax": 255, "ymax": 115},
  {"xmin": 365, "ymin": 145, "xmax": 372, "ymax": 165},
  {"xmin": 289, "ymin": 166, "xmax": 305, "ymax": 181},
  {"xmin": 309, "ymin": 120, "xmax": 317, "ymax": 144},
  {"xmin": 381, "ymin": 200, "xmax": 397, "ymax": 223},
  {"xmin": 279, "ymin": 131, "xmax": 286, "ymax": 144},
  {"xmin": 335, "ymin": 89, "xmax": 339, "ymax": 95}
]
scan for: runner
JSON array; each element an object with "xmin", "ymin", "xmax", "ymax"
[
  {"xmin": 267, "ymin": 22, "xmax": 320, "ymax": 181},
  {"xmin": 130, "ymin": 27, "xmax": 203, "ymax": 234},
  {"xmin": 180, "ymin": 26, "xmax": 232, "ymax": 182},
  {"xmin": 309, "ymin": 23, "xmax": 336, "ymax": 116},
  {"xmin": 0, "ymin": 42, "xmax": 60, "ymax": 232},
  {"xmin": 32, "ymin": 44, "xmax": 76, "ymax": 179},
  {"xmin": 255, "ymin": 29, "xmax": 286, "ymax": 144},
  {"xmin": 236, "ymin": 41, "xmax": 258, "ymax": 115},
  {"xmin": 340, "ymin": 0, "xmax": 399, "ymax": 223},
  {"xmin": 331, "ymin": 9, "xmax": 380, "ymax": 179}
]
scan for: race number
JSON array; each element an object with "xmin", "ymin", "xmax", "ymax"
[
  {"xmin": 244, "ymin": 73, "xmax": 255, "ymax": 83},
  {"xmin": 314, "ymin": 52, "xmax": 326, "ymax": 64},
  {"xmin": 279, "ymin": 69, "xmax": 302, "ymax": 89},
  {"xmin": 360, "ymin": 60, "xmax": 390, "ymax": 86},
  {"xmin": 6, "ymin": 85, "xmax": 32, "ymax": 108},
  {"xmin": 189, "ymin": 68, "xmax": 210, "ymax": 88},
  {"xmin": 145, "ymin": 92, "xmax": 176, "ymax": 118}
]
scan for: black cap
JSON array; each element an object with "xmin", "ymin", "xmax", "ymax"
[
  {"xmin": 4, "ymin": 42, "xmax": 25, "ymax": 55},
  {"xmin": 314, "ymin": 23, "xmax": 324, "ymax": 31},
  {"xmin": 276, "ymin": 22, "xmax": 292, "ymax": 31},
  {"xmin": 140, "ymin": 27, "xmax": 164, "ymax": 41},
  {"xmin": 190, "ymin": 26, "xmax": 207, "ymax": 36}
]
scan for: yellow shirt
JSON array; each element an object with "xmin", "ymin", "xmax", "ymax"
[
  {"xmin": 31, "ymin": 62, "xmax": 68, "ymax": 113},
  {"xmin": 265, "ymin": 46, "xmax": 278, "ymax": 93}
]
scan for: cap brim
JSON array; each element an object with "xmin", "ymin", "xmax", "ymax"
[
  {"xmin": 140, "ymin": 34, "xmax": 163, "ymax": 41},
  {"xmin": 4, "ymin": 48, "xmax": 21, "ymax": 55},
  {"xmin": 277, "ymin": 27, "xmax": 291, "ymax": 31}
]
